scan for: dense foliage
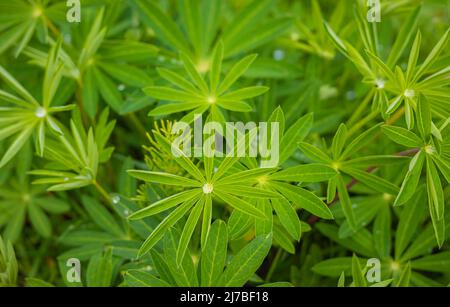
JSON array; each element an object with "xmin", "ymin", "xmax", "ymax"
[{"xmin": 0, "ymin": 0, "xmax": 449, "ymax": 287}]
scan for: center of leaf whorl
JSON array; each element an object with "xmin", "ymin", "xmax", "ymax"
[
  {"xmin": 390, "ymin": 261, "xmax": 401, "ymax": 272},
  {"xmin": 375, "ymin": 79, "xmax": 385, "ymax": 89},
  {"xmin": 331, "ymin": 162, "xmax": 340, "ymax": 171},
  {"xmin": 424, "ymin": 145, "xmax": 434, "ymax": 154},
  {"xmin": 404, "ymin": 89, "xmax": 415, "ymax": 98},
  {"xmin": 207, "ymin": 96, "xmax": 216, "ymax": 104},
  {"xmin": 35, "ymin": 107, "xmax": 47, "ymax": 118},
  {"xmin": 257, "ymin": 175, "xmax": 268, "ymax": 186},
  {"xmin": 202, "ymin": 183, "xmax": 213, "ymax": 194},
  {"xmin": 32, "ymin": 7, "xmax": 43, "ymax": 17}
]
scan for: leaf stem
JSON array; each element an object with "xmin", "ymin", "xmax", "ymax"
[
  {"xmin": 347, "ymin": 110, "xmax": 379, "ymax": 137},
  {"xmin": 93, "ymin": 180, "xmax": 112, "ymax": 205},
  {"xmin": 347, "ymin": 89, "xmax": 375, "ymax": 127}
]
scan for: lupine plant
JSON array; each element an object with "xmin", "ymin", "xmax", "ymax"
[{"xmin": 0, "ymin": 0, "xmax": 448, "ymax": 288}]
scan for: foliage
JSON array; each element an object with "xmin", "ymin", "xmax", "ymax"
[{"xmin": 0, "ymin": 0, "xmax": 448, "ymax": 287}]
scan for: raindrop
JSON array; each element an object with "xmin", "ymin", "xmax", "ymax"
[
  {"xmin": 273, "ymin": 49, "xmax": 285, "ymax": 61},
  {"xmin": 111, "ymin": 195, "xmax": 121, "ymax": 204}
]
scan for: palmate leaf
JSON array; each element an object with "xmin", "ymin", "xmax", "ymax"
[
  {"xmin": 271, "ymin": 182, "xmax": 333, "ymax": 220},
  {"xmin": 394, "ymin": 150, "xmax": 425, "ymax": 206},
  {"xmin": 136, "ymin": 196, "xmax": 199, "ymax": 257},
  {"xmin": 163, "ymin": 229, "xmax": 198, "ymax": 286},
  {"xmin": 0, "ymin": 41, "xmax": 73, "ymax": 168},
  {"xmin": 86, "ymin": 248, "xmax": 113, "ymax": 287},
  {"xmin": 395, "ymin": 187, "xmax": 427, "ymax": 259},
  {"xmin": 200, "ymin": 220, "xmax": 228, "ymax": 286},
  {"xmin": 146, "ymin": 50, "xmax": 266, "ymax": 120},
  {"xmin": 29, "ymin": 109, "xmax": 114, "ymax": 191},
  {"xmin": 176, "ymin": 197, "xmax": 205, "ymax": 265},
  {"xmin": 219, "ymin": 233, "xmax": 272, "ymax": 287},
  {"xmin": 124, "ymin": 270, "xmax": 170, "ymax": 287}
]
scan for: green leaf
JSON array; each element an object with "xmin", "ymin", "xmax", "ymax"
[
  {"xmin": 312, "ymin": 257, "xmax": 355, "ymax": 277},
  {"xmin": 331, "ymin": 123, "xmax": 347, "ymax": 159},
  {"xmin": 137, "ymin": 196, "xmax": 198, "ymax": 257},
  {"xmin": 279, "ymin": 113, "xmax": 313, "ymax": 164},
  {"xmin": 272, "ymin": 198, "xmax": 301, "ymax": 241},
  {"xmin": 411, "ymin": 252, "xmax": 450, "ymax": 273},
  {"xmin": 81, "ymin": 195, "xmax": 124, "ymax": 237},
  {"xmin": 381, "ymin": 125, "xmax": 423, "ymax": 147},
  {"xmin": 100, "ymin": 62, "xmax": 152, "ymax": 88},
  {"xmin": 219, "ymin": 233, "xmax": 272, "ymax": 287},
  {"xmin": 341, "ymin": 123, "xmax": 381, "ymax": 160},
  {"xmin": 163, "ymin": 229, "xmax": 198, "ymax": 286},
  {"xmin": 222, "ymin": 0, "xmax": 274, "ymax": 53},
  {"xmin": 134, "ymin": 0, "xmax": 190, "ymax": 54},
  {"xmin": 336, "ymin": 175, "xmax": 357, "ymax": 231},
  {"xmin": 93, "ymin": 67, "xmax": 122, "ymax": 113},
  {"xmin": 268, "ymin": 106, "xmax": 285, "ymax": 138},
  {"xmin": 176, "ymin": 198, "xmax": 204, "ymax": 266},
  {"xmin": 127, "ymin": 170, "xmax": 200, "ymax": 187},
  {"xmin": 373, "ymin": 206, "xmax": 391, "ymax": 259},
  {"xmin": 227, "ymin": 209, "xmax": 253, "ymax": 240},
  {"xmin": 406, "ymin": 31, "xmax": 421, "ymax": 82},
  {"xmin": 401, "ymin": 213, "xmax": 450, "ymax": 261},
  {"xmin": 25, "ymin": 277, "xmax": 54, "ymax": 287},
  {"xmin": 0, "ymin": 126, "xmax": 34, "ymax": 168},
  {"xmin": 394, "ymin": 262, "xmax": 411, "ymax": 287},
  {"xmin": 298, "ymin": 142, "xmax": 331, "ymax": 163},
  {"xmin": 144, "ymin": 86, "xmax": 201, "ymax": 102},
  {"xmin": 220, "ymin": 86, "xmax": 269, "ymax": 100},
  {"xmin": 342, "ymin": 167, "xmax": 399, "ymax": 195},
  {"xmin": 157, "ymin": 68, "xmax": 197, "ymax": 93},
  {"xmin": 272, "ymin": 182, "xmax": 333, "ymax": 219},
  {"xmin": 394, "ymin": 150, "xmax": 425, "ymax": 206},
  {"xmin": 201, "ymin": 220, "xmax": 228, "ymax": 286},
  {"xmin": 215, "ymin": 191, "xmax": 266, "ymax": 219},
  {"xmin": 179, "ymin": 52, "xmax": 209, "ymax": 94},
  {"xmin": 28, "ymin": 203, "xmax": 51, "ymax": 238},
  {"xmin": 0, "ymin": 65, "xmax": 37, "ymax": 105},
  {"xmin": 269, "ymin": 164, "xmax": 336, "ymax": 182},
  {"xmin": 217, "ymin": 184, "xmax": 280, "ymax": 199},
  {"xmin": 395, "ymin": 188, "xmax": 426, "ymax": 259},
  {"xmin": 351, "ymin": 254, "xmax": 367, "ymax": 287},
  {"xmin": 416, "ymin": 95, "xmax": 431, "ymax": 138},
  {"xmin": 430, "ymin": 153, "xmax": 450, "ymax": 183},
  {"xmin": 81, "ymin": 68, "xmax": 98, "ymax": 118},
  {"xmin": 218, "ymin": 54, "xmax": 258, "ymax": 94},
  {"xmin": 414, "ymin": 28, "xmax": 450, "ymax": 81},
  {"xmin": 86, "ymin": 249, "xmax": 113, "ymax": 287},
  {"xmin": 209, "ymin": 41, "xmax": 223, "ymax": 93},
  {"xmin": 124, "ymin": 270, "xmax": 171, "ymax": 287},
  {"xmin": 386, "ymin": 6, "xmax": 421, "ymax": 67},
  {"xmin": 154, "ymin": 133, "xmax": 206, "ymax": 182},
  {"xmin": 426, "ymin": 156, "xmax": 444, "ymax": 220}
]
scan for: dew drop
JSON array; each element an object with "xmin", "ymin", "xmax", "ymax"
[
  {"xmin": 35, "ymin": 107, "xmax": 47, "ymax": 118},
  {"xmin": 111, "ymin": 195, "xmax": 121, "ymax": 204},
  {"xmin": 273, "ymin": 49, "xmax": 285, "ymax": 61}
]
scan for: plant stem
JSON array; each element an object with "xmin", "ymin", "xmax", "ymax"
[
  {"xmin": 93, "ymin": 180, "xmax": 112, "ymax": 205},
  {"xmin": 347, "ymin": 89, "xmax": 375, "ymax": 127},
  {"xmin": 386, "ymin": 107, "xmax": 405, "ymax": 125},
  {"xmin": 347, "ymin": 110, "xmax": 379, "ymax": 137}
]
